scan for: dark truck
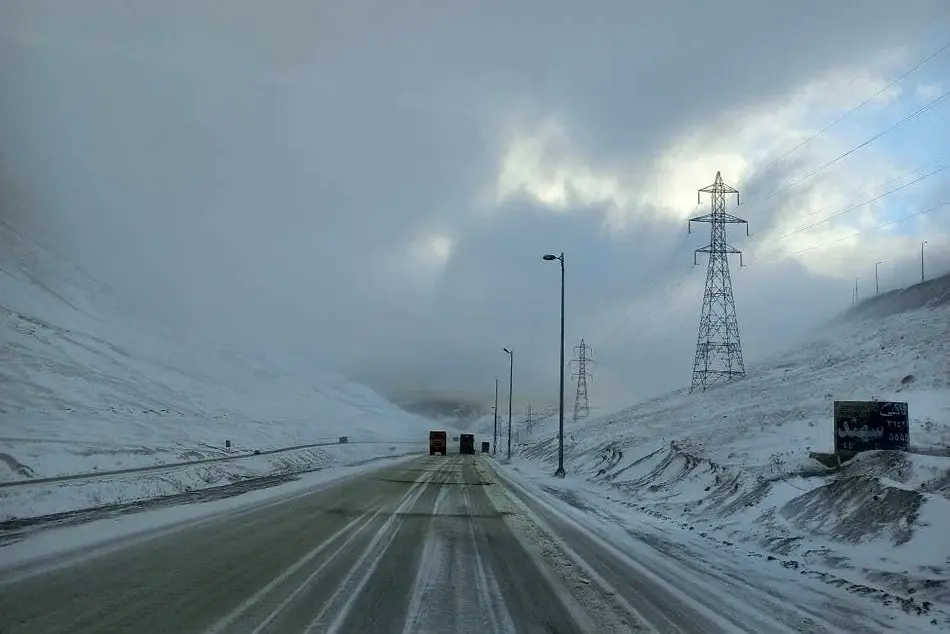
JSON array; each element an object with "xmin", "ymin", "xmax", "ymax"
[
  {"xmin": 429, "ymin": 430, "xmax": 447, "ymax": 455},
  {"xmin": 459, "ymin": 433, "xmax": 476, "ymax": 455}
]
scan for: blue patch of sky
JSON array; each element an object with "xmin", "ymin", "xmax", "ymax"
[{"xmin": 824, "ymin": 57, "xmax": 950, "ymax": 236}]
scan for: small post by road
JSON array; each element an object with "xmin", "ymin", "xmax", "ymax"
[{"xmin": 922, "ymin": 241, "xmax": 927, "ymax": 283}]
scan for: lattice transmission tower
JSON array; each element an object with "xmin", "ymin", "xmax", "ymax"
[
  {"xmin": 688, "ymin": 172, "xmax": 749, "ymax": 393},
  {"xmin": 571, "ymin": 339, "xmax": 593, "ymax": 420}
]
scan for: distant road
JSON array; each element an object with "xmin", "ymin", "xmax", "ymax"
[
  {"xmin": 0, "ymin": 455, "xmax": 847, "ymax": 633},
  {"xmin": 0, "ymin": 439, "xmax": 420, "ymax": 490}
]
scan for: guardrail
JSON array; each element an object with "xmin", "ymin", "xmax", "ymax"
[{"xmin": 0, "ymin": 440, "xmax": 425, "ymax": 490}]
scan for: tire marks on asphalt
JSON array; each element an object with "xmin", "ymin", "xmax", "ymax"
[{"xmin": 461, "ymin": 484, "xmax": 518, "ymax": 633}]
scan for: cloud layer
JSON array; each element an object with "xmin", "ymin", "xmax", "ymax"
[{"xmin": 2, "ymin": 1, "xmax": 948, "ymax": 411}]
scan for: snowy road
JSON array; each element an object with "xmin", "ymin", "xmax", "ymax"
[{"xmin": 0, "ymin": 455, "xmax": 883, "ymax": 633}]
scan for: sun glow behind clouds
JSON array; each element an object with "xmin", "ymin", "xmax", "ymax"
[
  {"xmin": 408, "ymin": 233, "xmax": 453, "ymax": 275},
  {"xmin": 489, "ymin": 54, "xmax": 946, "ymax": 278},
  {"xmin": 495, "ymin": 118, "xmax": 631, "ymax": 213}
]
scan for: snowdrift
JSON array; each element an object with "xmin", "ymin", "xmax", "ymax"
[
  {"xmin": 0, "ymin": 221, "xmax": 439, "ymax": 520},
  {"xmin": 513, "ymin": 278, "xmax": 950, "ymax": 611}
]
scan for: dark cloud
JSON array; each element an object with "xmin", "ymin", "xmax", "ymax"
[{"xmin": 1, "ymin": 0, "xmax": 947, "ymax": 411}]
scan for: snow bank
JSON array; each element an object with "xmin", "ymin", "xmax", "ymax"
[
  {"xmin": 512, "ymin": 280, "xmax": 950, "ymax": 612},
  {"xmin": 0, "ymin": 443, "xmax": 421, "ymax": 523},
  {"xmin": 0, "ymin": 221, "xmax": 442, "ymax": 518}
]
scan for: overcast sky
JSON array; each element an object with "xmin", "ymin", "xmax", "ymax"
[{"xmin": 2, "ymin": 0, "xmax": 949, "ymax": 412}]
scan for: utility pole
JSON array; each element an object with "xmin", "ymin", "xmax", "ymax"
[
  {"xmin": 571, "ymin": 339, "xmax": 593, "ymax": 421},
  {"xmin": 854, "ymin": 276, "xmax": 859, "ymax": 305},
  {"xmin": 688, "ymin": 172, "xmax": 749, "ymax": 393},
  {"xmin": 493, "ymin": 378, "xmax": 498, "ymax": 455},
  {"xmin": 922, "ymin": 241, "xmax": 927, "ymax": 283},
  {"xmin": 875, "ymin": 261, "xmax": 882, "ymax": 295},
  {"xmin": 503, "ymin": 347, "xmax": 513, "ymax": 460}
]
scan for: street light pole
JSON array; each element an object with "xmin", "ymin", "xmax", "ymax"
[
  {"xmin": 503, "ymin": 348, "xmax": 513, "ymax": 460},
  {"xmin": 875, "ymin": 261, "xmax": 882, "ymax": 295},
  {"xmin": 922, "ymin": 241, "xmax": 928, "ymax": 282},
  {"xmin": 493, "ymin": 377, "xmax": 498, "ymax": 455},
  {"xmin": 543, "ymin": 251, "xmax": 566, "ymax": 478}
]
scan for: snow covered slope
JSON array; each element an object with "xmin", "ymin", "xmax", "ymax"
[
  {"xmin": 0, "ymin": 219, "xmax": 441, "ymax": 517},
  {"xmin": 512, "ymin": 275, "xmax": 950, "ymax": 614}
]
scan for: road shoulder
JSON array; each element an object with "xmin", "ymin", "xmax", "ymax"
[{"xmin": 473, "ymin": 458, "xmax": 646, "ymax": 633}]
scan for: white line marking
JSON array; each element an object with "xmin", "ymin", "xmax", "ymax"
[
  {"xmin": 307, "ymin": 461, "xmax": 444, "ymax": 634},
  {"xmin": 250, "ymin": 506, "xmax": 390, "ymax": 633},
  {"xmin": 503, "ymin": 488, "xmax": 660, "ymax": 633},
  {"xmin": 207, "ymin": 462, "xmax": 435, "ymax": 634},
  {"xmin": 205, "ymin": 510, "xmax": 372, "ymax": 634},
  {"xmin": 399, "ymin": 519, "xmax": 441, "ymax": 634},
  {"xmin": 496, "ymin": 465, "xmax": 757, "ymax": 633},
  {"xmin": 431, "ymin": 483, "xmax": 449, "ymax": 516},
  {"xmin": 462, "ymin": 485, "xmax": 517, "ymax": 633}
]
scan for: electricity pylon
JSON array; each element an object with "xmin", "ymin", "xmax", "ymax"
[{"xmin": 688, "ymin": 172, "xmax": 748, "ymax": 393}]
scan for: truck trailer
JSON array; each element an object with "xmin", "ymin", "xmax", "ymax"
[
  {"xmin": 429, "ymin": 430, "xmax": 447, "ymax": 456},
  {"xmin": 459, "ymin": 433, "xmax": 475, "ymax": 455}
]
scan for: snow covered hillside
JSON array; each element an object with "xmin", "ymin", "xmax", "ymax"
[
  {"xmin": 510, "ymin": 275, "xmax": 950, "ymax": 615},
  {"xmin": 0, "ymin": 220, "xmax": 441, "ymax": 519}
]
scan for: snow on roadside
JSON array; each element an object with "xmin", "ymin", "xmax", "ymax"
[
  {"xmin": 0, "ymin": 453, "xmax": 419, "ymax": 576},
  {"xmin": 1, "ymin": 221, "xmax": 447, "ymax": 520},
  {"xmin": 509, "ymin": 289, "xmax": 950, "ymax": 623},
  {"xmin": 497, "ymin": 458, "xmax": 949, "ymax": 632},
  {"xmin": 0, "ymin": 443, "xmax": 423, "ymax": 522}
]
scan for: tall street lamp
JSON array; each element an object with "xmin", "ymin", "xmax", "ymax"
[
  {"xmin": 503, "ymin": 347, "xmax": 513, "ymax": 460},
  {"xmin": 493, "ymin": 377, "xmax": 499, "ymax": 455},
  {"xmin": 922, "ymin": 241, "xmax": 928, "ymax": 282},
  {"xmin": 542, "ymin": 252, "xmax": 566, "ymax": 478}
]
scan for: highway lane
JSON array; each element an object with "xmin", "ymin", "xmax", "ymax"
[
  {"xmin": 0, "ymin": 452, "xmax": 855, "ymax": 633},
  {"xmin": 0, "ymin": 455, "xmax": 628, "ymax": 634}
]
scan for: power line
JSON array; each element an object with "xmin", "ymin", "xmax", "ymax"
[
  {"xmin": 636, "ymin": 202, "xmax": 947, "ymax": 378},
  {"xmin": 753, "ymin": 39, "xmax": 950, "ymax": 177},
  {"xmin": 765, "ymin": 155, "xmax": 947, "ymax": 226},
  {"xmin": 742, "ymin": 87, "xmax": 950, "ymax": 210},
  {"xmin": 754, "ymin": 164, "xmax": 950, "ymax": 246},
  {"xmin": 618, "ymin": 233, "xmax": 693, "ymax": 328},
  {"xmin": 634, "ymin": 232, "xmax": 693, "ymax": 297},
  {"xmin": 636, "ymin": 269, "xmax": 707, "ymax": 367},
  {"xmin": 636, "ymin": 197, "xmax": 947, "ymax": 353},
  {"xmin": 588, "ymin": 231, "xmax": 695, "ymax": 354},
  {"xmin": 628, "ymin": 264, "xmax": 697, "ymax": 343},
  {"xmin": 745, "ymin": 200, "xmax": 950, "ymax": 268}
]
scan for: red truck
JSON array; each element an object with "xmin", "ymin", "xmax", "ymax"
[{"xmin": 429, "ymin": 430, "xmax": 447, "ymax": 456}]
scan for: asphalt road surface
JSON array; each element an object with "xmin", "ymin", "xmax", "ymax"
[{"xmin": 0, "ymin": 455, "xmax": 859, "ymax": 633}]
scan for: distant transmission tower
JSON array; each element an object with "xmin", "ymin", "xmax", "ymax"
[
  {"xmin": 571, "ymin": 339, "xmax": 593, "ymax": 420},
  {"xmin": 688, "ymin": 172, "xmax": 749, "ymax": 393}
]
